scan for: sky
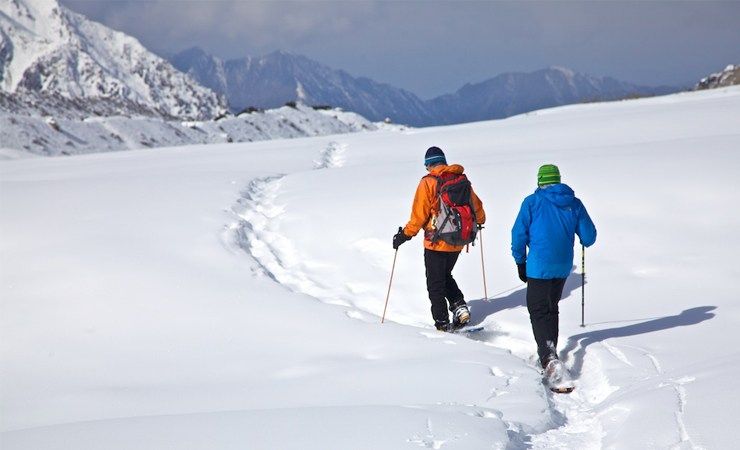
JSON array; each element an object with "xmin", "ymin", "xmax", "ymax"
[{"xmin": 60, "ymin": 0, "xmax": 740, "ymax": 99}]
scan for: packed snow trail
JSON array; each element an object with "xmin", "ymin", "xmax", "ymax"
[
  {"xmin": 229, "ymin": 141, "xmax": 361, "ymax": 309},
  {"xmin": 228, "ymin": 140, "xmax": 610, "ymax": 449}
]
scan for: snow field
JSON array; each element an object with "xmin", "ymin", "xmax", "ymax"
[{"xmin": 2, "ymin": 87, "xmax": 740, "ymax": 448}]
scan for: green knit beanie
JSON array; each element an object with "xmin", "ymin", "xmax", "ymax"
[{"xmin": 537, "ymin": 164, "xmax": 561, "ymax": 186}]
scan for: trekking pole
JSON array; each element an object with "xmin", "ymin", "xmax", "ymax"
[
  {"xmin": 580, "ymin": 245, "xmax": 585, "ymax": 327},
  {"xmin": 381, "ymin": 248, "xmax": 399, "ymax": 324},
  {"xmin": 479, "ymin": 226, "xmax": 489, "ymax": 301}
]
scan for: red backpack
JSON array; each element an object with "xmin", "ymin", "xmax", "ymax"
[{"xmin": 426, "ymin": 173, "xmax": 478, "ymax": 246}]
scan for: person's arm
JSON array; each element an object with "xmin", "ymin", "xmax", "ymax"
[
  {"xmin": 403, "ymin": 177, "xmax": 434, "ymax": 237},
  {"xmin": 511, "ymin": 197, "xmax": 532, "ymax": 264},
  {"xmin": 576, "ymin": 201, "xmax": 597, "ymax": 247},
  {"xmin": 471, "ymin": 188, "xmax": 485, "ymax": 225}
]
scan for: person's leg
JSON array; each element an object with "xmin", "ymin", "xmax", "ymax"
[
  {"xmin": 548, "ymin": 278, "xmax": 567, "ymax": 350},
  {"xmin": 442, "ymin": 251, "xmax": 469, "ymax": 326},
  {"xmin": 425, "ymin": 249, "xmax": 450, "ymax": 327},
  {"xmin": 443, "ymin": 251, "xmax": 464, "ymax": 308},
  {"xmin": 527, "ymin": 278, "xmax": 557, "ymax": 367}
]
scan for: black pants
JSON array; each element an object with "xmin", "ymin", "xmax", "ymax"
[
  {"xmin": 424, "ymin": 249, "xmax": 465, "ymax": 324},
  {"xmin": 526, "ymin": 278, "xmax": 566, "ymax": 368}
]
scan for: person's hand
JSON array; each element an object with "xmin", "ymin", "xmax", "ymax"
[
  {"xmin": 393, "ymin": 227, "xmax": 411, "ymax": 249},
  {"xmin": 477, "ymin": 223, "xmax": 484, "ymax": 230},
  {"xmin": 517, "ymin": 263, "xmax": 528, "ymax": 283}
]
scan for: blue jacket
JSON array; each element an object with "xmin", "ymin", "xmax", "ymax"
[{"xmin": 511, "ymin": 183, "xmax": 596, "ymax": 279}]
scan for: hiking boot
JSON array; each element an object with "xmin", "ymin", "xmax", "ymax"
[
  {"xmin": 452, "ymin": 305, "xmax": 470, "ymax": 327},
  {"xmin": 545, "ymin": 358, "xmax": 563, "ymax": 381},
  {"xmin": 435, "ymin": 321, "xmax": 453, "ymax": 332}
]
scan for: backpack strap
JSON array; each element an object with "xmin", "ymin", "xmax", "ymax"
[{"xmin": 421, "ymin": 174, "xmax": 444, "ymax": 242}]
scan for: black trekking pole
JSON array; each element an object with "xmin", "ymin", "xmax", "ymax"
[
  {"xmin": 381, "ymin": 247, "xmax": 399, "ymax": 324},
  {"xmin": 580, "ymin": 245, "xmax": 585, "ymax": 327}
]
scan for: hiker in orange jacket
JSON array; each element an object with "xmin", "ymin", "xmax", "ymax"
[{"xmin": 393, "ymin": 146, "xmax": 486, "ymax": 331}]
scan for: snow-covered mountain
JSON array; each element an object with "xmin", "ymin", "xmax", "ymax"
[
  {"xmin": 428, "ymin": 66, "xmax": 678, "ymax": 124},
  {"xmin": 695, "ymin": 64, "xmax": 740, "ymax": 90},
  {"xmin": 0, "ymin": 102, "xmax": 396, "ymax": 157},
  {"xmin": 0, "ymin": 0, "xmax": 226, "ymax": 120},
  {"xmin": 171, "ymin": 47, "xmax": 435, "ymax": 125},
  {"xmin": 172, "ymin": 48, "xmax": 679, "ymax": 126}
]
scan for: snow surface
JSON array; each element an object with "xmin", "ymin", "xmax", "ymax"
[{"xmin": 1, "ymin": 86, "xmax": 739, "ymax": 449}]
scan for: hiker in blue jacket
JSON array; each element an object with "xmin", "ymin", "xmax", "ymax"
[{"xmin": 512, "ymin": 164, "xmax": 597, "ymax": 370}]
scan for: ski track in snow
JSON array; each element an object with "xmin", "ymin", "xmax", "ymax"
[{"xmin": 224, "ymin": 139, "xmax": 697, "ymax": 449}]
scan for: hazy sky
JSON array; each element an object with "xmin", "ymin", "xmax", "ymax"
[{"xmin": 60, "ymin": 0, "xmax": 740, "ymax": 99}]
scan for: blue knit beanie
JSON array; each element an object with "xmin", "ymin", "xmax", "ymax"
[{"xmin": 424, "ymin": 146, "xmax": 447, "ymax": 167}]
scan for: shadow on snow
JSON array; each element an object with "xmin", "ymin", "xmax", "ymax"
[
  {"xmin": 464, "ymin": 270, "xmax": 716, "ymax": 379},
  {"xmin": 466, "ymin": 268, "xmax": 583, "ymax": 326},
  {"xmin": 561, "ymin": 306, "xmax": 717, "ymax": 377}
]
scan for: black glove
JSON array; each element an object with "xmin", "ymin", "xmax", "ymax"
[
  {"xmin": 477, "ymin": 224, "xmax": 484, "ymax": 230},
  {"xmin": 517, "ymin": 263, "xmax": 528, "ymax": 283},
  {"xmin": 393, "ymin": 226, "xmax": 411, "ymax": 249}
]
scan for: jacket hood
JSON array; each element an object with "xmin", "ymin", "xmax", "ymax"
[
  {"xmin": 429, "ymin": 164, "xmax": 464, "ymax": 176},
  {"xmin": 536, "ymin": 183, "xmax": 575, "ymax": 207}
]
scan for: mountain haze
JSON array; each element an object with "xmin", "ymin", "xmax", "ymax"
[
  {"xmin": 171, "ymin": 47, "xmax": 435, "ymax": 125},
  {"xmin": 428, "ymin": 67, "xmax": 679, "ymax": 124},
  {"xmin": 172, "ymin": 48, "xmax": 679, "ymax": 126}
]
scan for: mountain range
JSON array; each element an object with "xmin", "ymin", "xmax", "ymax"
[
  {"xmin": 172, "ymin": 47, "xmax": 679, "ymax": 126},
  {"xmin": 170, "ymin": 48, "xmax": 435, "ymax": 125},
  {"xmin": 0, "ymin": 0, "xmax": 687, "ymax": 128}
]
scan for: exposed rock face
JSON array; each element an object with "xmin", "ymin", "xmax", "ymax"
[{"xmin": 695, "ymin": 65, "xmax": 740, "ymax": 90}]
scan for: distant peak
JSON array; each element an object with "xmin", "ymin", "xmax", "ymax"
[
  {"xmin": 6, "ymin": 0, "xmax": 61, "ymax": 19},
  {"xmin": 170, "ymin": 47, "xmax": 224, "ymax": 67},
  {"xmin": 265, "ymin": 50, "xmax": 296, "ymax": 58},
  {"xmin": 16, "ymin": 0, "xmax": 61, "ymax": 10},
  {"xmin": 262, "ymin": 50, "xmax": 317, "ymax": 63},
  {"xmin": 547, "ymin": 66, "xmax": 576, "ymax": 77},
  {"xmin": 174, "ymin": 46, "xmax": 209, "ymax": 58}
]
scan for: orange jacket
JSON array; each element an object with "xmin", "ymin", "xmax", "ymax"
[{"xmin": 403, "ymin": 164, "xmax": 486, "ymax": 252}]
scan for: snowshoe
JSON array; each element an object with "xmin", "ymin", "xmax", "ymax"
[
  {"xmin": 451, "ymin": 324, "xmax": 484, "ymax": 334},
  {"xmin": 543, "ymin": 359, "xmax": 575, "ymax": 394}
]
